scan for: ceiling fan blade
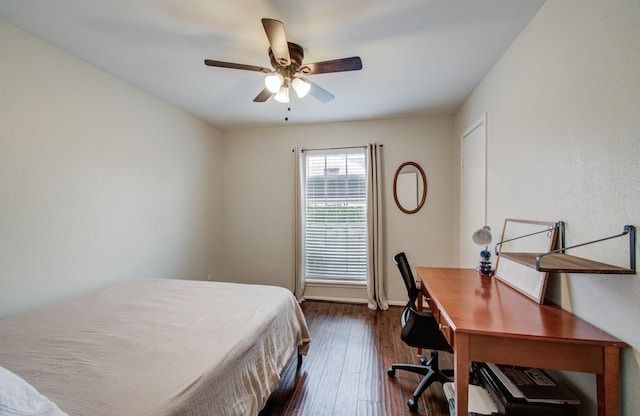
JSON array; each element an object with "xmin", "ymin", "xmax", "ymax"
[
  {"xmin": 204, "ymin": 59, "xmax": 271, "ymax": 73},
  {"xmin": 303, "ymin": 78, "xmax": 335, "ymax": 103},
  {"xmin": 261, "ymin": 18, "xmax": 290, "ymax": 66},
  {"xmin": 253, "ymin": 87, "xmax": 274, "ymax": 102},
  {"xmin": 302, "ymin": 56, "xmax": 362, "ymax": 75}
]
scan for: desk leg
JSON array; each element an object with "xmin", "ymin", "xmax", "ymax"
[
  {"xmin": 454, "ymin": 333, "xmax": 470, "ymax": 416},
  {"xmin": 597, "ymin": 345, "xmax": 621, "ymax": 416}
]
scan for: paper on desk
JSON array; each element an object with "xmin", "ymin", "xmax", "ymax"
[{"xmin": 444, "ymin": 382, "xmax": 498, "ymax": 415}]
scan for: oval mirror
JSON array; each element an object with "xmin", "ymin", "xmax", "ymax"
[{"xmin": 393, "ymin": 161, "xmax": 427, "ymax": 214}]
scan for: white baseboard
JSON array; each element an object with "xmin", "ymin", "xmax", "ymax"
[
  {"xmin": 386, "ymin": 300, "xmax": 406, "ymax": 307},
  {"xmin": 303, "ymin": 295, "xmax": 368, "ymax": 304},
  {"xmin": 302, "ymin": 295, "xmax": 406, "ymax": 307}
]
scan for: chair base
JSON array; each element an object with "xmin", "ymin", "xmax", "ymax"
[{"xmin": 387, "ymin": 351, "xmax": 453, "ymax": 413}]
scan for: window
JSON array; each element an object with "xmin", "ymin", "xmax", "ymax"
[{"xmin": 302, "ymin": 149, "xmax": 367, "ymax": 282}]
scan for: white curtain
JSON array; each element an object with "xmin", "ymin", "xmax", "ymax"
[
  {"xmin": 366, "ymin": 143, "xmax": 388, "ymax": 310},
  {"xmin": 293, "ymin": 147, "xmax": 305, "ymax": 301}
]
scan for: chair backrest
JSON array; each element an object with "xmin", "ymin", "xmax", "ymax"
[
  {"xmin": 393, "ymin": 252, "xmax": 420, "ymax": 307},
  {"xmin": 394, "ymin": 252, "xmax": 454, "ymax": 353}
]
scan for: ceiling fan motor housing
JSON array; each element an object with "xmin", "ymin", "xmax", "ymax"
[{"xmin": 269, "ymin": 42, "xmax": 309, "ymax": 77}]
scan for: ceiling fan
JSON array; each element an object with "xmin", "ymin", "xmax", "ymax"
[{"xmin": 204, "ymin": 18, "xmax": 362, "ymax": 104}]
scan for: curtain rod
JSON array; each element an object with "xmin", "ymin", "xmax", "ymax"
[{"xmin": 300, "ymin": 144, "xmax": 383, "ymax": 153}]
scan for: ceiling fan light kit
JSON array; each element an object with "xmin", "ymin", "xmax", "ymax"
[
  {"xmin": 204, "ymin": 18, "xmax": 362, "ymax": 106},
  {"xmin": 265, "ymin": 73, "xmax": 284, "ymax": 93},
  {"xmin": 274, "ymin": 86, "xmax": 290, "ymax": 103},
  {"xmin": 291, "ymin": 78, "xmax": 311, "ymax": 98}
]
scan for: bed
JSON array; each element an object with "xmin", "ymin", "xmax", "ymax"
[{"xmin": 0, "ymin": 279, "xmax": 311, "ymax": 416}]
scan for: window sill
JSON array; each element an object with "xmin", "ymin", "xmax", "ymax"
[{"xmin": 305, "ymin": 279, "xmax": 367, "ymax": 288}]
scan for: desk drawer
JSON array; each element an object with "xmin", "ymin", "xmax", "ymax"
[
  {"xmin": 423, "ymin": 294, "xmax": 453, "ymax": 346},
  {"xmin": 424, "ymin": 295, "xmax": 440, "ymax": 320},
  {"xmin": 438, "ymin": 316, "xmax": 453, "ymax": 346}
]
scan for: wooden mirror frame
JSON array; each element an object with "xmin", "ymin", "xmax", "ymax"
[{"xmin": 393, "ymin": 161, "xmax": 427, "ymax": 214}]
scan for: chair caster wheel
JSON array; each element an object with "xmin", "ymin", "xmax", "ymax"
[
  {"xmin": 407, "ymin": 398, "xmax": 418, "ymax": 412},
  {"xmin": 387, "ymin": 368, "xmax": 396, "ymax": 378}
]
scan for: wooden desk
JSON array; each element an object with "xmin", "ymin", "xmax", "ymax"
[{"xmin": 415, "ymin": 267, "xmax": 628, "ymax": 416}]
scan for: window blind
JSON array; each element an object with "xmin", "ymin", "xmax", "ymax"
[{"xmin": 303, "ymin": 150, "xmax": 367, "ymax": 280}]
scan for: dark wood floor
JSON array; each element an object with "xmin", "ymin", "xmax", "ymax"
[{"xmin": 260, "ymin": 301, "xmax": 453, "ymax": 416}]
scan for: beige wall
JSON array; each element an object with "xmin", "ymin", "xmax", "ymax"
[
  {"xmin": 0, "ymin": 21, "xmax": 225, "ymax": 317},
  {"xmin": 1, "ymin": 17, "xmax": 457, "ymax": 312},
  {"xmin": 221, "ymin": 116, "xmax": 455, "ymax": 304},
  {"xmin": 453, "ymin": 1, "xmax": 640, "ymax": 414}
]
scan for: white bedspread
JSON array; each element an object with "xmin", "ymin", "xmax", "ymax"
[{"xmin": 0, "ymin": 279, "xmax": 311, "ymax": 416}]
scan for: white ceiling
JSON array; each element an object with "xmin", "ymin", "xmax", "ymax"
[{"xmin": 1, "ymin": 0, "xmax": 544, "ymax": 130}]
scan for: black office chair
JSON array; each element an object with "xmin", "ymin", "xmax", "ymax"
[{"xmin": 387, "ymin": 252, "xmax": 454, "ymax": 412}]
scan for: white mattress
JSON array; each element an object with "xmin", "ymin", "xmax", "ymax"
[{"xmin": 0, "ymin": 279, "xmax": 311, "ymax": 416}]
